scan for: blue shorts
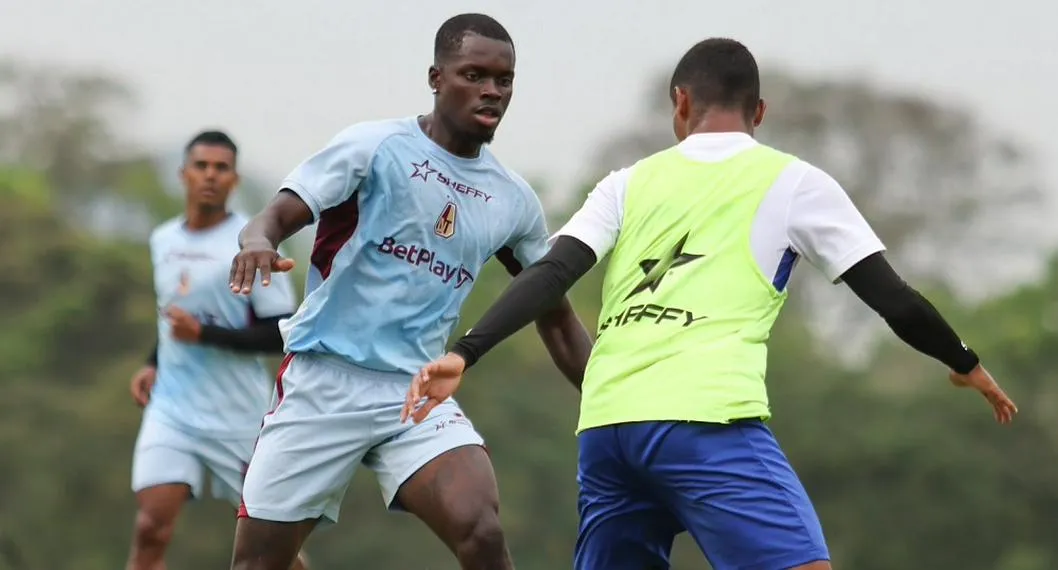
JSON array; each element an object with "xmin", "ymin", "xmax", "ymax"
[{"xmin": 575, "ymin": 420, "xmax": 829, "ymax": 570}]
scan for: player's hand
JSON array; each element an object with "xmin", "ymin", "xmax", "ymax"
[
  {"xmin": 401, "ymin": 353, "xmax": 467, "ymax": 424},
  {"xmin": 130, "ymin": 365, "xmax": 156, "ymax": 408},
  {"xmin": 229, "ymin": 239, "xmax": 295, "ymax": 295},
  {"xmin": 949, "ymin": 364, "xmax": 1017, "ymax": 424},
  {"xmin": 165, "ymin": 306, "xmax": 202, "ymax": 342}
]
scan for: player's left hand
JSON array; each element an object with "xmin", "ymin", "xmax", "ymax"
[
  {"xmin": 949, "ymin": 364, "xmax": 1018, "ymax": 424},
  {"xmin": 165, "ymin": 306, "xmax": 202, "ymax": 343},
  {"xmin": 401, "ymin": 352, "xmax": 467, "ymax": 424}
]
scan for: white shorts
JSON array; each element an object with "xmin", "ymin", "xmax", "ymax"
[
  {"xmin": 131, "ymin": 409, "xmax": 255, "ymax": 505},
  {"xmin": 240, "ymin": 353, "xmax": 485, "ymax": 524}
]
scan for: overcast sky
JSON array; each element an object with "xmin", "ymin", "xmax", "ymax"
[{"xmin": 2, "ymin": 0, "xmax": 1054, "ymax": 203}]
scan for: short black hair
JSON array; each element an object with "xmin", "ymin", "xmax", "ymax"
[
  {"xmin": 184, "ymin": 130, "xmax": 237, "ymax": 162},
  {"xmin": 434, "ymin": 13, "xmax": 513, "ymax": 64},
  {"xmin": 669, "ymin": 38, "xmax": 760, "ymax": 121}
]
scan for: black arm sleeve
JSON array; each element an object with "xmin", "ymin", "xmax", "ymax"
[
  {"xmin": 841, "ymin": 252, "xmax": 979, "ymax": 374},
  {"xmin": 450, "ymin": 236, "xmax": 597, "ymax": 367},
  {"xmin": 198, "ymin": 315, "xmax": 291, "ymax": 354},
  {"xmin": 146, "ymin": 342, "xmax": 158, "ymax": 367}
]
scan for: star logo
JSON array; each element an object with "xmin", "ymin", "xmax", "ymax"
[
  {"xmin": 623, "ymin": 233, "xmax": 703, "ymax": 300},
  {"xmin": 410, "ymin": 160, "xmax": 437, "ymax": 182}
]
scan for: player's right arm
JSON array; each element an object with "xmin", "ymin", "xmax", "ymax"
[
  {"xmin": 230, "ymin": 123, "xmax": 381, "ymax": 294},
  {"xmin": 788, "ymin": 163, "xmax": 1017, "ymax": 424}
]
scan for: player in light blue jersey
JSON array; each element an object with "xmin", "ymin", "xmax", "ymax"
[
  {"xmin": 125, "ymin": 131, "xmax": 308, "ymax": 570},
  {"xmin": 226, "ymin": 13, "xmax": 593, "ymax": 570}
]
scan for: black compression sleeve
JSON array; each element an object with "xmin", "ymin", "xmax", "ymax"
[
  {"xmin": 198, "ymin": 315, "xmax": 290, "ymax": 354},
  {"xmin": 146, "ymin": 342, "xmax": 158, "ymax": 367},
  {"xmin": 450, "ymin": 236, "xmax": 597, "ymax": 367},
  {"xmin": 841, "ymin": 253, "xmax": 979, "ymax": 374}
]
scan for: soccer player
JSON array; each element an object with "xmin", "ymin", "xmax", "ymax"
[
  {"xmin": 126, "ymin": 131, "xmax": 308, "ymax": 570},
  {"xmin": 225, "ymin": 13, "xmax": 593, "ymax": 570},
  {"xmin": 403, "ymin": 38, "xmax": 1019, "ymax": 570}
]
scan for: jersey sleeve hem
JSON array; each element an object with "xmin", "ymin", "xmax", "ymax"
[
  {"xmin": 826, "ymin": 240, "xmax": 886, "ymax": 283},
  {"xmin": 548, "ymin": 229, "xmax": 607, "ymax": 263},
  {"xmin": 280, "ymin": 178, "xmax": 322, "ymax": 222}
]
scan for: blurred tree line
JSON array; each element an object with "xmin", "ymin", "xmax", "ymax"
[{"xmin": 0, "ymin": 59, "xmax": 1056, "ymax": 570}]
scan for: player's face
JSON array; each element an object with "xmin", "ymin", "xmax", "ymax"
[
  {"xmin": 181, "ymin": 144, "xmax": 238, "ymax": 210},
  {"xmin": 430, "ymin": 34, "xmax": 515, "ymax": 145}
]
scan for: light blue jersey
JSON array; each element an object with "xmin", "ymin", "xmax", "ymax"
[
  {"xmin": 149, "ymin": 213, "xmax": 297, "ymax": 438},
  {"xmin": 278, "ymin": 117, "xmax": 549, "ymax": 374}
]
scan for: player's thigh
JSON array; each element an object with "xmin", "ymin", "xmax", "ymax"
[
  {"xmin": 651, "ymin": 420, "xmax": 830, "ymax": 570},
  {"xmin": 575, "ymin": 426, "xmax": 682, "ymax": 570},
  {"xmin": 132, "ymin": 411, "xmax": 206, "ymax": 500},
  {"xmin": 240, "ymin": 354, "xmax": 375, "ymax": 525},
  {"xmin": 370, "ymin": 397, "xmax": 488, "ymax": 513}
]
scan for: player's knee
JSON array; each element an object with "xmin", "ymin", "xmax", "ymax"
[
  {"xmin": 133, "ymin": 508, "xmax": 176, "ymax": 549},
  {"xmin": 454, "ymin": 509, "xmax": 506, "ymax": 563}
]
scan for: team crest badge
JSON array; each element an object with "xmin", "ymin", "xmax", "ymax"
[
  {"xmin": 177, "ymin": 269, "xmax": 191, "ymax": 296},
  {"xmin": 434, "ymin": 202, "xmax": 457, "ymax": 239}
]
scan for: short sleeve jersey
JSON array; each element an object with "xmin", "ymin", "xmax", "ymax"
[
  {"xmin": 279, "ymin": 117, "xmax": 549, "ymax": 374},
  {"xmin": 150, "ymin": 213, "xmax": 298, "ymax": 438}
]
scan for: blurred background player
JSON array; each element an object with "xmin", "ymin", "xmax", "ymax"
[
  {"xmin": 125, "ymin": 130, "xmax": 307, "ymax": 570},
  {"xmin": 226, "ymin": 13, "xmax": 593, "ymax": 570},
  {"xmin": 404, "ymin": 38, "xmax": 1018, "ymax": 570}
]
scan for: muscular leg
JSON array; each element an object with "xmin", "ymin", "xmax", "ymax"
[
  {"xmin": 230, "ymin": 517, "xmax": 318, "ymax": 570},
  {"xmin": 126, "ymin": 483, "xmax": 190, "ymax": 570},
  {"xmin": 395, "ymin": 445, "xmax": 512, "ymax": 570}
]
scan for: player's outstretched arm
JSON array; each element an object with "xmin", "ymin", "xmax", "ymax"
[
  {"xmin": 230, "ymin": 190, "xmax": 311, "ymax": 295},
  {"xmin": 841, "ymin": 253, "xmax": 1017, "ymax": 423},
  {"xmin": 454, "ymin": 236, "xmax": 596, "ymax": 369},
  {"xmin": 403, "ymin": 237, "xmax": 596, "ymax": 423}
]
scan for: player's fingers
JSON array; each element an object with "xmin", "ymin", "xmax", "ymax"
[
  {"xmin": 258, "ymin": 257, "xmax": 273, "ymax": 289},
  {"xmin": 236, "ymin": 258, "xmax": 259, "ymax": 294},
  {"xmin": 230, "ymin": 257, "xmax": 247, "ymax": 293},
  {"xmin": 229, "ymin": 258, "xmax": 240, "ymax": 289},
  {"xmin": 402, "ymin": 377, "xmax": 422, "ymax": 423},
  {"xmin": 412, "ymin": 397, "xmax": 442, "ymax": 424},
  {"xmin": 132, "ymin": 382, "xmax": 148, "ymax": 407},
  {"xmin": 403, "ymin": 373, "xmax": 429, "ymax": 422},
  {"xmin": 987, "ymin": 390, "xmax": 1016, "ymax": 424}
]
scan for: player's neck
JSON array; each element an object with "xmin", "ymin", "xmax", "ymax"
[
  {"xmin": 688, "ymin": 110, "xmax": 754, "ymax": 137},
  {"xmin": 184, "ymin": 206, "xmax": 229, "ymax": 231},
  {"xmin": 418, "ymin": 114, "xmax": 482, "ymax": 159}
]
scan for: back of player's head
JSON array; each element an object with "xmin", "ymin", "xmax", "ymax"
[
  {"xmin": 185, "ymin": 130, "xmax": 238, "ymax": 162},
  {"xmin": 434, "ymin": 13, "xmax": 513, "ymax": 64},
  {"xmin": 669, "ymin": 38, "xmax": 760, "ymax": 122}
]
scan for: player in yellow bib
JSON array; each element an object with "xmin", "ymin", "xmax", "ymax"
[{"xmin": 402, "ymin": 38, "xmax": 1018, "ymax": 570}]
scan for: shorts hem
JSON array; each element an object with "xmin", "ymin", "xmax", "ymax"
[
  {"xmin": 132, "ymin": 480, "xmax": 200, "ymax": 499},
  {"xmin": 737, "ymin": 549, "xmax": 830, "ymax": 570},
  {"xmin": 384, "ymin": 439, "xmax": 486, "ymax": 511},
  {"xmin": 239, "ymin": 505, "xmax": 334, "ymax": 525}
]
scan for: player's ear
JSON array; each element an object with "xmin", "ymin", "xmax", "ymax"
[
  {"xmin": 753, "ymin": 99, "xmax": 766, "ymax": 127},
  {"xmin": 673, "ymin": 86, "xmax": 692, "ymax": 123},
  {"xmin": 428, "ymin": 65, "xmax": 441, "ymax": 95}
]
